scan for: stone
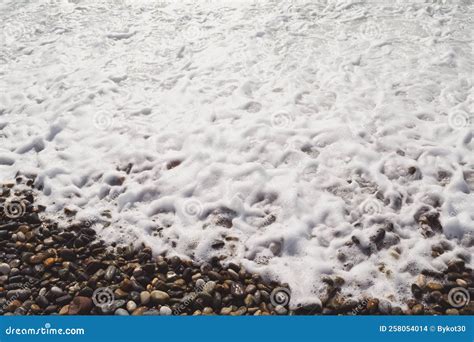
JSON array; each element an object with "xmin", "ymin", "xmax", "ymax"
[
  {"xmin": 59, "ymin": 305, "xmax": 69, "ymax": 315},
  {"xmin": 203, "ymin": 281, "xmax": 216, "ymax": 294},
  {"xmin": 412, "ymin": 304, "xmax": 424, "ymax": 315},
  {"xmin": 159, "ymin": 306, "xmax": 172, "ymax": 316},
  {"xmin": 36, "ymin": 295, "xmax": 49, "ymax": 308},
  {"xmin": 29, "ymin": 253, "xmax": 47, "ymax": 264},
  {"xmin": 59, "ymin": 248, "xmax": 76, "ymax": 261},
  {"xmin": 115, "ymin": 308, "xmax": 129, "ymax": 316},
  {"xmin": 49, "ymin": 286, "xmax": 64, "ymax": 298},
  {"xmin": 126, "ymin": 301, "xmax": 137, "ymax": 312},
  {"xmin": 416, "ymin": 274, "xmax": 426, "ymax": 288},
  {"xmin": 132, "ymin": 307, "xmax": 147, "ymax": 316},
  {"xmin": 428, "ymin": 291, "xmax": 442, "ymax": 303},
  {"xmin": 220, "ymin": 307, "xmax": 232, "ymax": 315},
  {"xmin": 85, "ymin": 260, "xmax": 105, "ymax": 274},
  {"xmin": 202, "ymin": 307, "xmax": 213, "ymax": 314},
  {"xmin": 411, "ymin": 284, "xmax": 423, "ymax": 299},
  {"xmin": 367, "ymin": 298, "xmax": 379, "ymax": 312},
  {"xmin": 6, "ymin": 299, "xmax": 22, "ymax": 311},
  {"xmin": 228, "ymin": 269, "xmax": 239, "ymax": 281},
  {"xmin": 68, "ymin": 296, "xmax": 93, "ymax": 315},
  {"xmin": 378, "ymin": 300, "xmax": 392, "ymax": 314},
  {"xmin": 0, "ymin": 263, "xmax": 11, "ymax": 275},
  {"xmin": 274, "ymin": 305, "xmax": 287, "ymax": 315},
  {"xmin": 6, "ymin": 289, "xmax": 31, "ymax": 301},
  {"xmin": 230, "ymin": 282, "xmax": 245, "ymax": 298},
  {"xmin": 150, "ymin": 290, "xmax": 170, "ymax": 304},
  {"xmin": 55, "ymin": 294, "xmax": 72, "ymax": 306},
  {"xmin": 245, "ymin": 284, "xmax": 257, "ymax": 294},
  {"xmin": 120, "ymin": 278, "xmax": 133, "ymax": 292},
  {"xmin": 195, "ymin": 279, "xmax": 205, "ymax": 289},
  {"xmin": 427, "ymin": 282, "xmax": 443, "ymax": 291},
  {"xmin": 114, "ymin": 289, "xmax": 128, "ymax": 299},
  {"xmin": 104, "ymin": 265, "xmax": 117, "ymax": 281},
  {"xmin": 446, "ymin": 308, "xmax": 459, "ymax": 315},
  {"xmin": 244, "ymin": 294, "xmax": 255, "ymax": 307},
  {"xmin": 140, "ymin": 291, "xmax": 151, "ymax": 305}
]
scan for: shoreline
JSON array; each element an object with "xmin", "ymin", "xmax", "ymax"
[{"xmin": 0, "ymin": 178, "xmax": 472, "ymax": 316}]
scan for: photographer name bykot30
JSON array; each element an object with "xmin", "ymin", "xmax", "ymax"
[{"xmin": 379, "ymin": 325, "xmax": 467, "ymax": 333}]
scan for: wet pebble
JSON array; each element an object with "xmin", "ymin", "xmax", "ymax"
[
  {"xmin": 151, "ymin": 290, "xmax": 170, "ymax": 304},
  {"xmin": 159, "ymin": 306, "xmax": 172, "ymax": 315},
  {"xmin": 0, "ymin": 263, "xmax": 11, "ymax": 275}
]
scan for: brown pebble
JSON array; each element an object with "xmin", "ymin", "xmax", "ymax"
[
  {"xmin": 412, "ymin": 304, "xmax": 424, "ymax": 315},
  {"xmin": 114, "ymin": 289, "xmax": 129, "ymax": 299},
  {"xmin": 416, "ymin": 274, "xmax": 426, "ymax": 288},
  {"xmin": 445, "ymin": 308, "xmax": 459, "ymax": 315},
  {"xmin": 43, "ymin": 257, "xmax": 59, "ymax": 268},
  {"xmin": 68, "ymin": 297, "xmax": 92, "ymax": 315},
  {"xmin": 120, "ymin": 278, "xmax": 133, "ymax": 292},
  {"xmin": 367, "ymin": 299, "xmax": 379, "ymax": 312},
  {"xmin": 426, "ymin": 282, "xmax": 443, "ymax": 291},
  {"xmin": 6, "ymin": 299, "xmax": 22, "ymax": 311},
  {"xmin": 132, "ymin": 307, "xmax": 147, "ymax": 316},
  {"xmin": 59, "ymin": 305, "xmax": 69, "ymax": 315},
  {"xmin": 220, "ymin": 307, "xmax": 232, "ymax": 315}
]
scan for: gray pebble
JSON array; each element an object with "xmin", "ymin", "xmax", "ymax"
[
  {"xmin": 104, "ymin": 265, "xmax": 117, "ymax": 281},
  {"xmin": 114, "ymin": 308, "xmax": 129, "ymax": 316},
  {"xmin": 275, "ymin": 305, "xmax": 287, "ymax": 315},
  {"xmin": 0, "ymin": 263, "xmax": 10, "ymax": 275},
  {"xmin": 126, "ymin": 301, "xmax": 137, "ymax": 312},
  {"xmin": 159, "ymin": 306, "xmax": 172, "ymax": 315}
]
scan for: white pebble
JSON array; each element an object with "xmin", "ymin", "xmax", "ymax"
[{"xmin": 160, "ymin": 306, "xmax": 172, "ymax": 316}]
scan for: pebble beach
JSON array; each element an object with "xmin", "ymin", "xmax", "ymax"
[{"xmin": 1, "ymin": 178, "xmax": 472, "ymax": 316}]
